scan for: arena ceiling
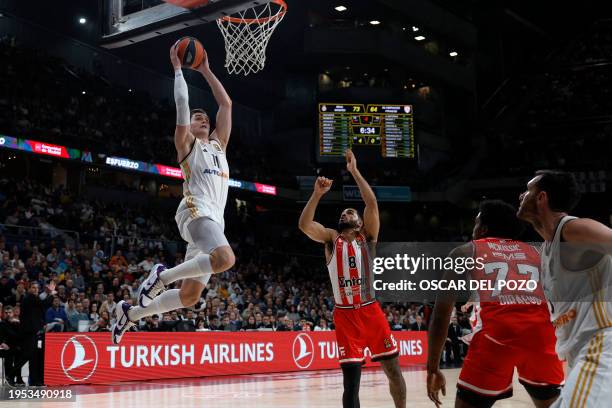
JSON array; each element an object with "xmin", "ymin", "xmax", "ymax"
[{"xmin": 1, "ymin": 0, "xmax": 608, "ymax": 109}]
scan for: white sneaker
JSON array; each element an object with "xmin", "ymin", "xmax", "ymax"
[
  {"xmin": 138, "ymin": 264, "xmax": 167, "ymax": 307},
  {"xmin": 111, "ymin": 300, "xmax": 135, "ymax": 344}
]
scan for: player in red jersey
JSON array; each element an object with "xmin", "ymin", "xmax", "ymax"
[
  {"xmin": 427, "ymin": 200, "xmax": 563, "ymax": 408},
  {"xmin": 299, "ymin": 150, "xmax": 406, "ymax": 408}
]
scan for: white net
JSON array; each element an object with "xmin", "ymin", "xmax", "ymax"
[{"xmin": 216, "ymin": 0, "xmax": 286, "ymax": 75}]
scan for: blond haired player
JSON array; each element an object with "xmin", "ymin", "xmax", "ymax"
[
  {"xmin": 299, "ymin": 150, "xmax": 406, "ymax": 408},
  {"xmin": 518, "ymin": 170, "xmax": 612, "ymax": 407},
  {"xmin": 112, "ymin": 40, "xmax": 235, "ymax": 343}
]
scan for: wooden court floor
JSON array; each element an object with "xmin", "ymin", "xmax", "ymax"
[{"xmin": 0, "ymin": 367, "xmax": 534, "ymax": 407}]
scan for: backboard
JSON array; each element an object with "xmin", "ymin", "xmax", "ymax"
[{"xmin": 101, "ymin": 0, "xmax": 273, "ymax": 49}]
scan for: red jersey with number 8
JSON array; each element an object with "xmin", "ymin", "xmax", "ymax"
[{"xmin": 327, "ymin": 233, "xmax": 375, "ymax": 306}]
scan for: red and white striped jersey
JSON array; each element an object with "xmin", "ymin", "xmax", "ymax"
[{"xmin": 327, "ymin": 233, "xmax": 375, "ymax": 306}]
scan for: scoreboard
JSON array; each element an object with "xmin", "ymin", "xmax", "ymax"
[{"xmin": 318, "ymin": 103, "xmax": 415, "ymax": 159}]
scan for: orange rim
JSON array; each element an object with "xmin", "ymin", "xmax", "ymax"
[{"xmin": 220, "ymin": 0, "xmax": 287, "ymax": 24}]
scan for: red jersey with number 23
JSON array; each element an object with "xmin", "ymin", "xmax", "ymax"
[{"xmin": 469, "ymin": 238, "xmax": 555, "ymax": 348}]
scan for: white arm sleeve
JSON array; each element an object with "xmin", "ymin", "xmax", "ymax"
[{"xmin": 174, "ymin": 69, "xmax": 190, "ymax": 126}]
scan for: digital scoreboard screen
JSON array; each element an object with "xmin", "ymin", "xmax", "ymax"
[{"xmin": 318, "ymin": 103, "xmax": 415, "ymax": 160}]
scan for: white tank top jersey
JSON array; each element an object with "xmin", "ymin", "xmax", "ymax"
[
  {"xmin": 327, "ymin": 233, "xmax": 375, "ymax": 306},
  {"xmin": 176, "ymin": 138, "xmax": 229, "ymax": 229},
  {"xmin": 541, "ymin": 215, "xmax": 612, "ymax": 361}
]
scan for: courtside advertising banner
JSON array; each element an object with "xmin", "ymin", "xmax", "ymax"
[{"xmin": 44, "ymin": 331, "xmax": 426, "ymax": 385}]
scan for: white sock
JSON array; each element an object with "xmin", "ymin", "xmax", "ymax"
[
  {"xmin": 128, "ymin": 289, "xmax": 184, "ymax": 321},
  {"xmin": 159, "ymin": 254, "xmax": 212, "ymax": 285}
]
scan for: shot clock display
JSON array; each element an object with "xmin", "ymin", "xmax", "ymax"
[{"xmin": 318, "ymin": 103, "xmax": 415, "ymax": 160}]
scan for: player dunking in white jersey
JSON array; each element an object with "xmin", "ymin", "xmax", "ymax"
[
  {"xmin": 518, "ymin": 170, "xmax": 612, "ymax": 407},
  {"xmin": 112, "ymin": 40, "xmax": 235, "ymax": 343},
  {"xmin": 299, "ymin": 150, "xmax": 406, "ymax": 408}
]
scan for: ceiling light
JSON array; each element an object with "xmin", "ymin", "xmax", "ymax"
[
  {"xmin": 415, "ymin": 36, "xmax": 426, "ymax": 41},
  {"xmin": 78, "ymin": 17, "xmax": 87, "ymax": 24},
  {"xmin": 449, "ymin": 51, "xmax": 458, "ymax": 57},
  {"xmin": 81, "ymin": 91, "xmax": 86, "ymax": 95},
  {"xmin": 335, "ymin": 5, "xmax": 347, "ymax": 12},
  {"xmin": 369, "ymin": 20, "xmax": 381, "ymax": 25},
  {"xmin": 412, "ymin": 26, "xmax": 419, "ymax": 32},
  {"xmin": 402, "ymin": 27, "xmax": 406, "ymax": 31}
]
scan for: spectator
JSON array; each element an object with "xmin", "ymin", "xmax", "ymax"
[
  {"xmin": 99, "ymin": 292, "xmax": 117, "ymax": 317},
  {"xmin": 209, "ymin": 316, "xmax": 221, "ymax": 330},
  {"xmin": 287, "ymin": 305, "xmax": 300, "ymax": 323},
  {"xmin": 445, "ymin": 316, "xmax": 463, "ymax": 366},
  {"xmin": 275, "ymin": 315, "xmax": 291, "ymax": 331},
  {"xmin": 0, "ymin": 304, "xmax": 27, "ymax": 385},
  {"xmin": 242, "ymin": 315, "xmax": 257, "ymax": 330},
  {"xmin": 314, "ymin": 319, "xmax": 331, "ymax": 331},
  {"xmin": 227, "ymin": 311, "xmax": 241, "ymax": 331},
  {"xmin": 109, "ymin": 250, "xmax": 128, "ymax": 270},
  {"xmin": 0, "ymin": 275, "xmax": 16, "ymax": 305},
  {"xmin": 183, "ymin": 310, "xmax": 196, "ymax": 325},
  {"xmin": 258, "ymin": 315, "xmax": 274, "ymax": 330},
  {"xmin": 73, "ymin": 267, "xmax": 85, "ymax": 292},
  {"xmin": 45, "ymin": 296, "xmax": 68, "ymax": 332},
  {"xmin": 230, "ymin": 285, "xmax": 244, "ymax": 306},
  {"xmin": 88, "ymin": 302, "xmax": 100, "ymax": 322},
  {"xmin": 90, "ymin": 310, "xmax": 111, "ymax": 332},
  {"xmin": 68, "ymin": 302, "xmax": 89, "ymax": 331},
  {"xmin": 390, "ymin": 315, "xmax": 405, "ymax": 331},
  {"xmin": 241, "ymin": 303, "xmax": 255, "ymax": 320},
  {"xmin": 147, "ymin": 315, "xmax": 163, "ymax": 331},
  {"xmin": 138, "ymin": 256, "xmax": 154, "ymax": 273},
  {"xmin": 410, "ymin": 315, "xmax": 427, "ymax": 331}
]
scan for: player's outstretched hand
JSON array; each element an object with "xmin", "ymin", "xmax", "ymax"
[
  {"xmin": 345, "ymin": 149, "xmax": 357, "ymax": 173},
  {"xmin": 170, "ymin": 41, "xmax": 182, "ymax": 70},
  {"xmin": 427, "ymin": 369, "xmax": 446, "ymax": 408},
  {"xmin": 314, "ymin": 176, "xmax": 333, "ymax": 196}
]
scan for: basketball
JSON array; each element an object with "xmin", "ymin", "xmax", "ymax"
[{"xmin": 175, "ymin": 36, "xmax": 206, "ymax": 69}]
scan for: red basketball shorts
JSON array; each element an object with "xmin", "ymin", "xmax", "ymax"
[
  {"xmin": 333, "ymin": 301, "xmax": 399, "ymax": 365},
  {"xmin": 458, "ymin": 330, "xmax": 564, "ymax": 399}
]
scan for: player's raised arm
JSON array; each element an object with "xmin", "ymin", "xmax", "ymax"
[
  {"xmin": 346, "ymin": 149, "xmax": 379, "ymax": 241},
  {"xmin": 298, "ymin": 177, "xmax": 337, "ymax": 244},
  {"xmin": 171, "ymin": 42, "xmax": 195, "ymax": 161},
  {"xmin": 562, "ymin": 218, "xmax": 612, "ymax": 256},
  {"xmin": 196, "ymin": 58, "xmax": 232, "ymax": 150}
]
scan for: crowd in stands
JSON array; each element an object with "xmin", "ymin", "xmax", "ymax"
[
  {"xmin": 0, "ymin": 37, "xmax": 297, "ymax": 188},
  {"xmin": 0, "ymin": 232, "xmax": 455, "ymax": 336},
  {"xmin": 0, "ymin": 170, "xmax": 474, "ymax": 383},
  {"xmin": 0, "ymin": 175, "xmax": 181, "ymax": 243}
]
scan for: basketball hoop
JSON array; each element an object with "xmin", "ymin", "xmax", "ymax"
[{"xmin": 216, "ymin": 0, "xmax": 287, "ymax": 75}]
